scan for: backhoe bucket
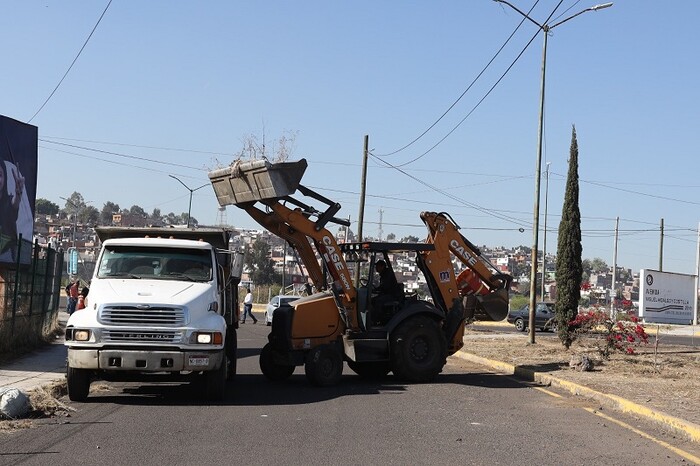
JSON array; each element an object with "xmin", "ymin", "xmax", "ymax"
[
  {"xmin": 474, "ymin": 288, "xmax": 509, "ymax": 322},
  {"xmin": 208, "ymin": 158, "xmax": 308, "ymax": 206}
]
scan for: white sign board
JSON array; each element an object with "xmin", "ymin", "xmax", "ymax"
[{"xmin": 639, "ymin": 269, "xmax": 697, "ymax": 324}]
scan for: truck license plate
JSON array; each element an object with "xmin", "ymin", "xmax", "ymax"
[{"xmin": 189, "ymin": 356, "xmax": 209, "ymax": 366}]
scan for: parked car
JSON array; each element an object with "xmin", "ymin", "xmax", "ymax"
[
  {"xmin": 506, "ymin": 302, "xmax": 558, "ymax": 332},
  {"xmin": 265, "ymin": 295, "xmax": 299, "ymax": 326}
]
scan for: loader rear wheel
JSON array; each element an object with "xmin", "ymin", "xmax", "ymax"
[
  {"xmin": 67, "ymin": 367, "xmax": 91, "ymax": 402},
  {"xmin": 259, "ymin": 343, "xmax": 295, "ymax": 382},
  {"xmin": 304, "ymin": 345, "xmax": 343, "ymax": 386},
  {"xmin": 390, "ymin": 315, "xmax": 446, "ymax": 382},
  {"xmin": 347, "ymin": 360, "xmax": 391, "ymax": 379}
]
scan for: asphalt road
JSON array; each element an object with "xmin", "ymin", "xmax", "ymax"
[{"xmin": 2, "ymin": 324, "xmax": 699, "ymax": 465}]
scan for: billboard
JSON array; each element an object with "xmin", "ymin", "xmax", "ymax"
[
  {"xmin": 639, "ymin": 269, "xmax": 697, "ymax": 325},
  {"xmin": 0, "ymin": 115, "xmax": 37, "ymax": 265}
]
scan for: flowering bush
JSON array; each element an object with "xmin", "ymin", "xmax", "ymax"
[{"xmin": 568, "ymin": 309, "xmax": 649, "ymax": 358}]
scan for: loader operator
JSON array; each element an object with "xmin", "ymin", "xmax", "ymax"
[{"xmin": 371, "ymin": 260, "xmax": 403, "ymax": 324}]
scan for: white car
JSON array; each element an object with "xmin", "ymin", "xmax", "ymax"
[{"xmin": 265, "ymin": 295, "xmax": 299, "ymax": 326}]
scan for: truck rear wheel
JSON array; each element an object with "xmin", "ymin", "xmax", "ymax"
[
  {"xmin": 305, "ymin": 345, "xmax": 343, "ymax": 386},
  {"xmin": 390, "ymin": 315, "xmax": 446, "ymax": 382},
  {"xmin": 259, "ymin": 343, "xmax": 295, "ymax": 382},
  {"xmin": 347, "ymin": 360, "xmax": 391, "ymax": 379},
  {"xmin": 67, "ymin": 367, "xmax": 91, "ymax": 402},
  {"xmin": 205, "ymin": 356, "xmax": 228, "ymax": 401}
]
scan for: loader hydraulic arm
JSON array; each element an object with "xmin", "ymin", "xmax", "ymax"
[
  {"xmin": 239, "ymin": 202, "xmax": 326, "ymax": 292},
  {"xmin": 264, "ymin": 201, "xmax": 360, "ymax": 331}
]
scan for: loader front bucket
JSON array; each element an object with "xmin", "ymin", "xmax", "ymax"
[
  {"xmin": 208, "ymin": 158, "xmax": 308, "ymax": 206},
  {"xmin": 473, "ymin": 288, "xmax": 509, "ymax": 322}
]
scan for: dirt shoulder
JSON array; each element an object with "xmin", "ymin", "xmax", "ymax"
[{"xmin": 460, "ymin": 326, "xmax": 700, "ymax": 428}]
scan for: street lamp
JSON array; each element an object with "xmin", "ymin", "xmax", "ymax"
[
  {"xmin": 493, "ymin": 0, "xmax": 613, "ymax": 344},
  {"xmin": 60, "ymin": 196, "xmax": 79, "ymax": 248},
  {"xmin": 169, "ymin": 175, "xmax": 209, "ymax": 228}
]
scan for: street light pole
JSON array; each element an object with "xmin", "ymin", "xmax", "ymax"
[
  {"xmin": 541, "ymin": 162, "xmax": 551, "ymax": 301},
  {"xmin": 169, "ymin": 175, "xmax": 209, "ymax": 228},
  {"xmin": 60, "ymin": 196, "xmax": 78, "ymax": 248},
  {"xmin": 493, "ymin": 1, "xmax": 613, "ymax": 344}
]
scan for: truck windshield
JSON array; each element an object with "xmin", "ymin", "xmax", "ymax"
[{"xmin": 97, "ymin": 246, "xmax": 213, "ymax": 282}]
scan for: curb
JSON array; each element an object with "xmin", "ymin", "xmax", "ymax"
[{"xmin": 454, "ymin": 350, "xmax": 700, "ymax": 444}]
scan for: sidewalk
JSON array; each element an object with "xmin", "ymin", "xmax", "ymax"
[
  {"xmin": 0, "ymin": 311, "xmax": 68, "ymax": 393},
  {"xmin": 1, "ymin": 313, "xmax": 698, "ymax": 443}
]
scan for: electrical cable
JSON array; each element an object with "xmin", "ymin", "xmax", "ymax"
[
  {"xmin": 28, "ymin": 0, "xmax": 113, "ymax": 123},
  {"xmin": 374, "ymin": 0, "xmax": 541, "ymax": 157}
]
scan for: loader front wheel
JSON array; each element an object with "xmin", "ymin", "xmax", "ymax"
[
  {"xmin": 390, "ymin": 315, "xmax": 446, "ymax": 383},
  {"xmin": 305, "ymin": 345, "xmax": 343, "ymax": 386},
  {"xmin": 259, "ymin": 343, "xmax": 295, "ymax": 382}
]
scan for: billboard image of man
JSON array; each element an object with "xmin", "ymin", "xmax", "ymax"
[{"xmin": 0, "ymin": 115, "xmax": 37, "ymax": 265}]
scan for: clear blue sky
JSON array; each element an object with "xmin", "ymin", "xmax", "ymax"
[{"xmin": 2, "ymin": 1, "xmax": 699, "ymax": 276}]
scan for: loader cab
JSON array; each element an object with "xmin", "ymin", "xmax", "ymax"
[{"xmin": 341, "ymin": 242, "xmax": 434, "ymax": 330}]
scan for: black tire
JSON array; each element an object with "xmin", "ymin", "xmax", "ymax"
[
  {"xmin": 549, "ymin": 320, "xmax": 558, "ymax": 333},
  {"xmin": 259, "ymin": 343, "xmax": 295, "ymax": 382},
  {"xmin": 226, "ymin": 328, "xmax": 237, "ymax": 381},
  {"xmin": 347, "ymin": 360, "xmax": 391, "ymax": 379},
  {"xmin": 67, "ymin": 366, "xmax": 91, "ymax": 402},
  {"xmin": 205, "ymin": 355, "xmax": 228, "ymax": 401},
  {"xmin": 390, "ymin": 315, "xmax": 446, "ymax": 383},
  {"xmin": 514, "ymin": 318, "xmax": 526, "ymax": 332},
  {"xmin": 304, "ymin": 345, "xmax": 343, "ymax": 387}
]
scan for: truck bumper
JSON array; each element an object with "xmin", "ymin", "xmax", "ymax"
[{"xmin": 67, "ymin": 348, "xmax": 224, "ymax": 372}]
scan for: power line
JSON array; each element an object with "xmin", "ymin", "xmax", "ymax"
[
  {"xmin": 41, "ymin": 135, "xmax": 235, "ymax": 157},
  {"xmin": 28, "ymin": 0, "xmax": 113, "ymax": 123},
  {"xmin": 386, "ymin": 25, "xmax": 543, "ymax": 168},
  {"xmin": 374, "ymin": 0, "xmax": 541, "ymax": 157}
]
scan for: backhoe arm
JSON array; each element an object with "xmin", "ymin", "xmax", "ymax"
[
  {"xmin": 239, "ymin": 202, "xmax": 326, "ymax": 292},
  {"xmin": 265, "ymin": 201, "xmax": 360, "ymax": 331}
]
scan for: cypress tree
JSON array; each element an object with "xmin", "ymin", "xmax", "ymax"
[{"xmin": 555, "ymin": 125, "xmax": 583, "ymax": 348}]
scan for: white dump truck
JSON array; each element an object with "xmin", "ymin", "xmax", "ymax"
[{"xmin": 64, "ymin": 227, "xmax": 244, "ymax": 401}]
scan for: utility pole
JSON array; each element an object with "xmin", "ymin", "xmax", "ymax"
[
  {"xmin": 356, "ymin": 135, "xmax": 369, "ymax": 286},
  {"xmin": 659, "ymin": 218, "xmax": 664, "ymax": 272},
  {"xmin": 611, "ymin": 216, "xmax": 619, "ymax": 318},
  {"xmin": 541, "ymin": 162, "xmax": 550, "ymax": 300},
  {"xmin": 378, "ymin": 208, "xmax": 384, "ymax": 241}
]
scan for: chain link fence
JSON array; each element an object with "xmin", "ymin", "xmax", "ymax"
[{"xmin": 0, "ymin": 238, "xmax": 64, "ymax": 356}]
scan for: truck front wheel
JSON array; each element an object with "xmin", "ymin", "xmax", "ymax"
[
  {"xmin": 390, "ymin": 315, "xmax": 447, "ymax": 382},
  {"xmin": 259, "ymin": 343, "xmax": 295, "ymax": 382},
  {"xmin": 304, "ymin": 345, "xmax": 343, "ymax": 386},
  {"xmin": 205, "ymin": 356, "xmax": 228, "ymax": 401},
  {"xmin": 67, "ymin": 367, "xmax": 91, "ymax": 402}
]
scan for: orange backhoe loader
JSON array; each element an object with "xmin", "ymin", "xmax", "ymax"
[{"xmin": 208, "ymin": 159, "xmax": 512, "ymax": 385}]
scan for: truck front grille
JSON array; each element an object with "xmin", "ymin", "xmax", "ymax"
[
  {"xmin": 102, "ymin": 330, "xmax": 182, "ymax": 343},
  {"xmin": 100, "ymin": 306, "xmax": 186, "ymax": 326}
]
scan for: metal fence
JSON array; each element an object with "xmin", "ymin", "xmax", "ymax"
[{"xmin": 0, "ymin": 238, "xmax": 64, "ymax": 339}]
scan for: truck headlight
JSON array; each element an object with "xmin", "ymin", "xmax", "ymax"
[
  {"xmin": 67, "ymin": 329, "xmax": 91, "ymax": 341},
  {"xmin": 193, "ymin": 332, "xmax": 222, "ymax": 345}
]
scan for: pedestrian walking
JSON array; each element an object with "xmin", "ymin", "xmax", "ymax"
[{"xmin": 241, "ymin": 287, "xmax": 257, "ymax": 324}]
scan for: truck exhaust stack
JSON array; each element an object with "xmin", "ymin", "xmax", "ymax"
[{"xmin": 208, "ymin": 158, "xmax": 308, "ymax": 205}]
